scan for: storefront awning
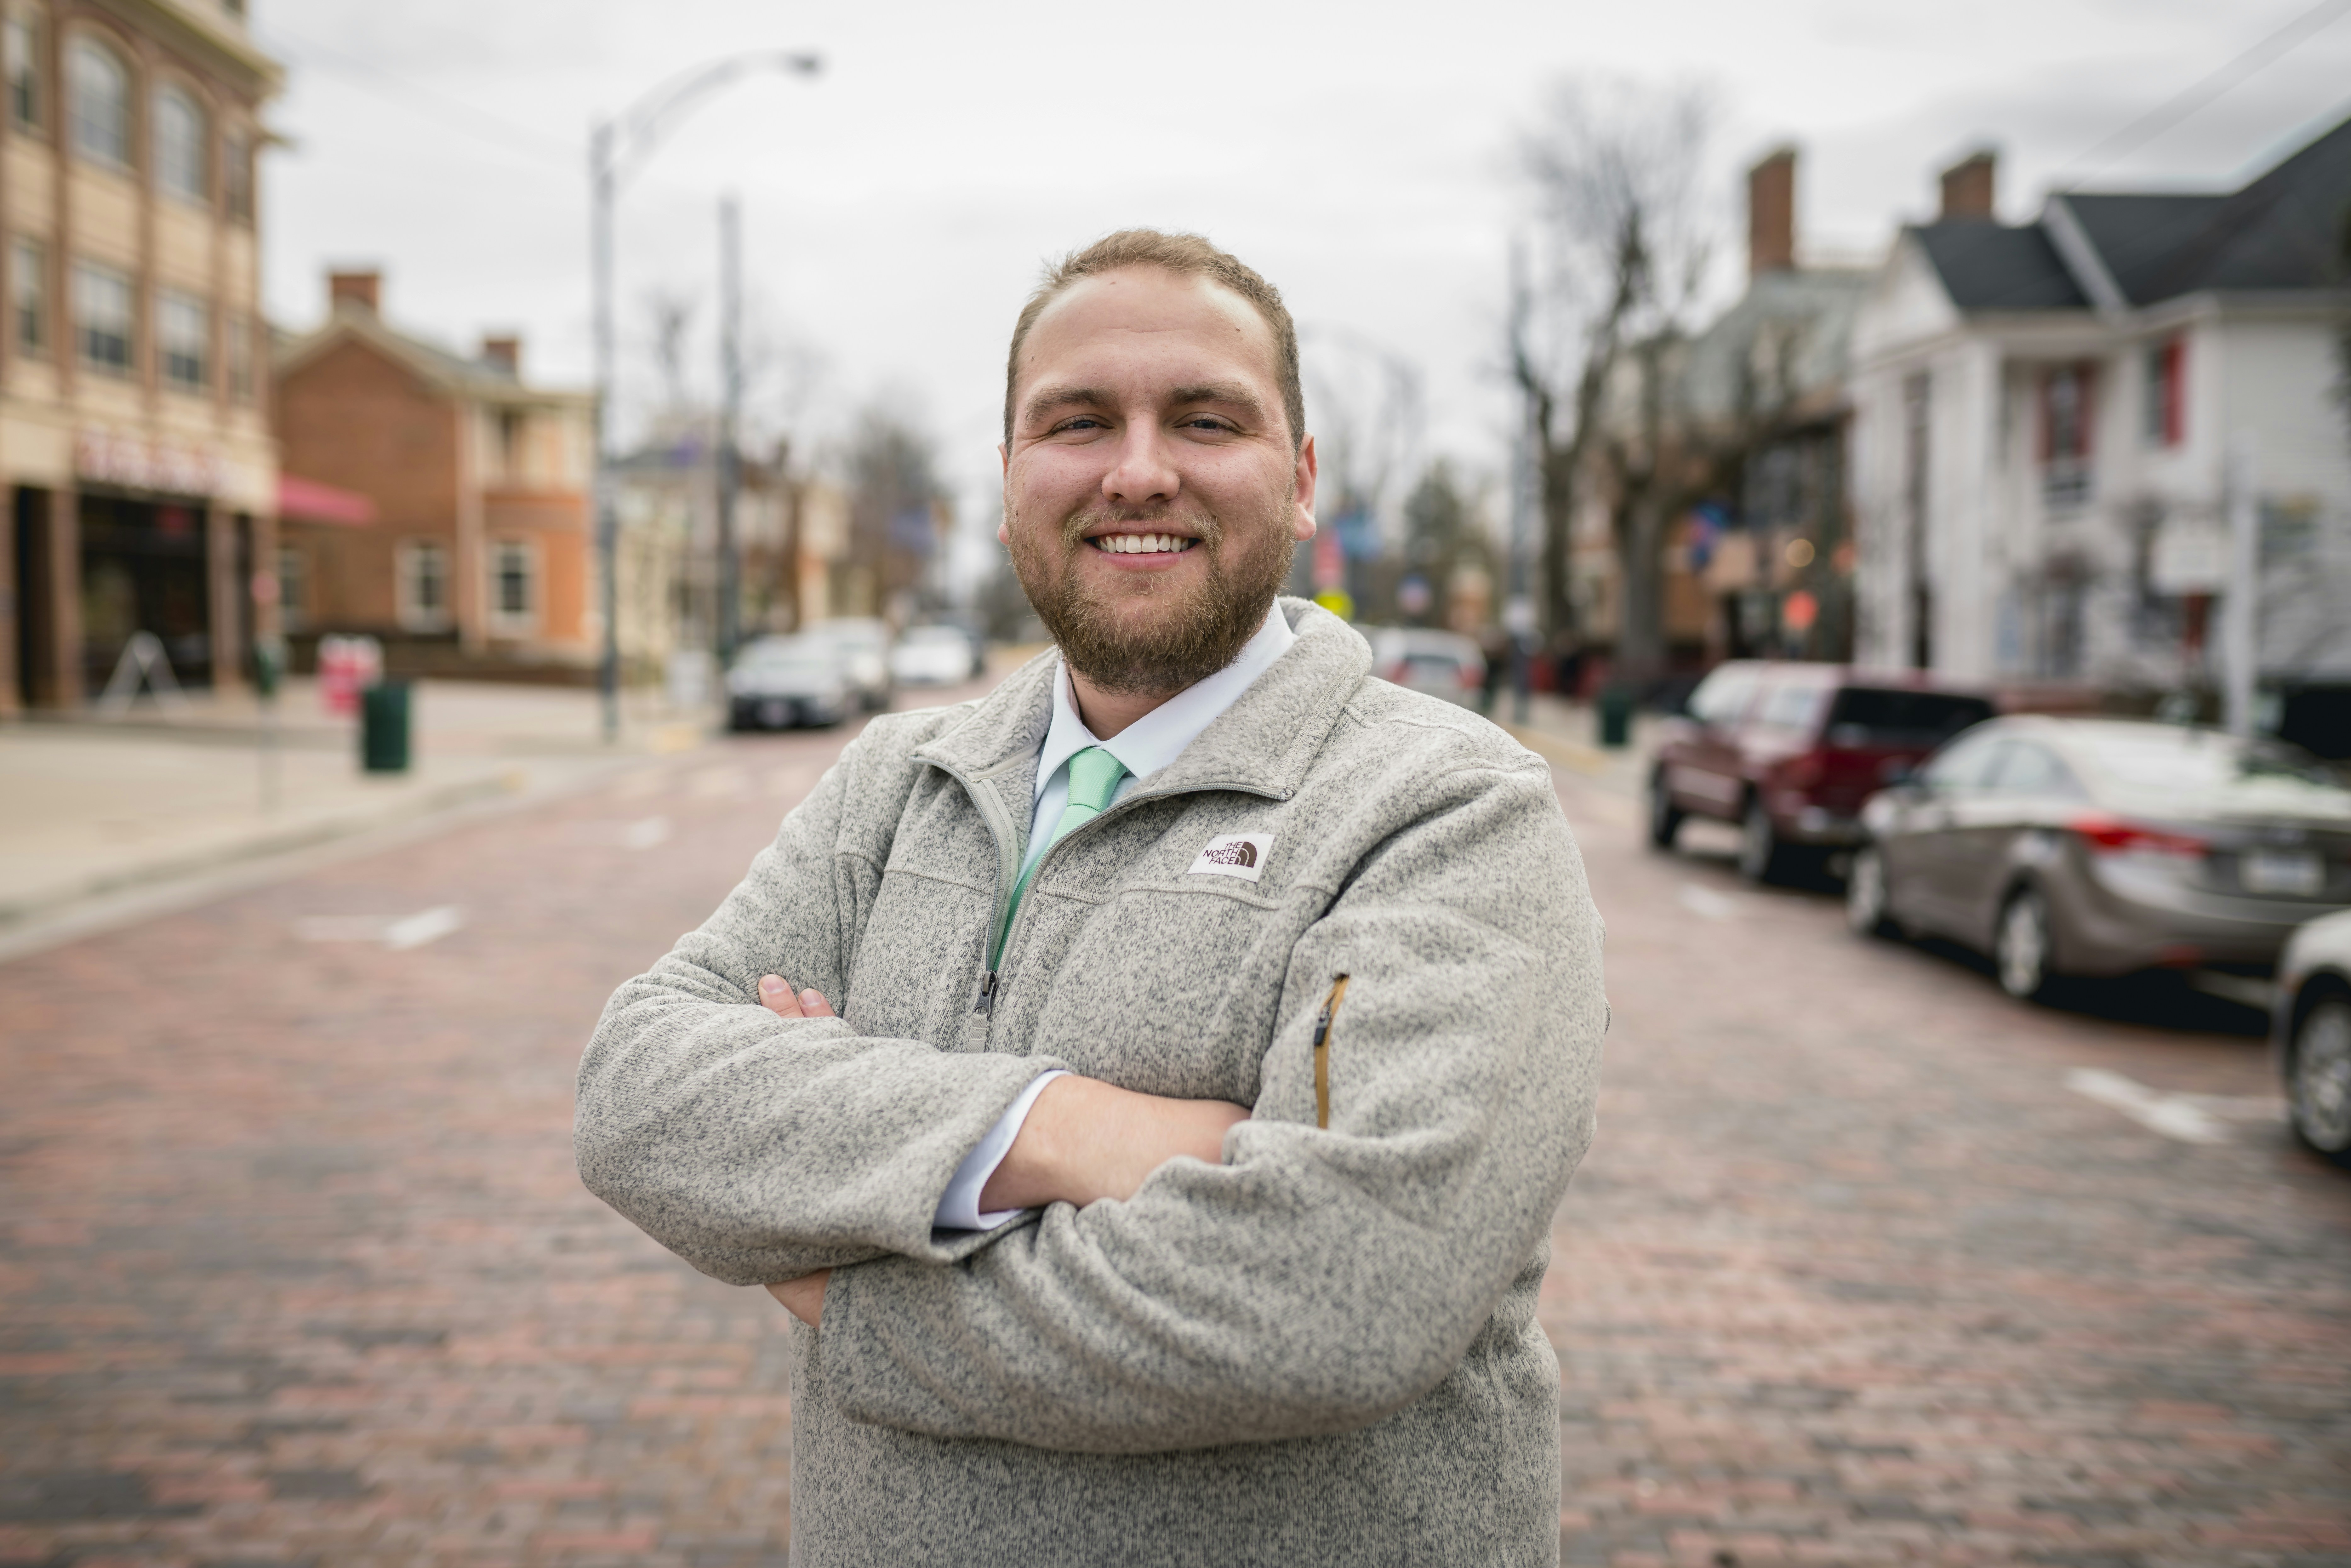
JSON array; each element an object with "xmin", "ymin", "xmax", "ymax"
[{"xmin": 279, "ymin": 474, "xmax": 379, "ymax": 527}]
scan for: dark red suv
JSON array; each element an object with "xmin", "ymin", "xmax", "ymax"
[{"xmin": 1649, "ymin": 662, "xmax": 1995, "ymax": 883}]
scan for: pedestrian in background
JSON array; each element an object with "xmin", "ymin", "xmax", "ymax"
[{"xmin": 575, "ymin": 229, "xmax": 1607, "ymax": 1568}]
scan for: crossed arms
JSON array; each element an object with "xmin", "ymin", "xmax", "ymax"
[
  {"xmin": 753, "ymin": 974, "xmax": 1248, "ymax": 1326},
  {"xmin": 574, "ymin": 727, "xmax": 1605, "ymax": 1453}
]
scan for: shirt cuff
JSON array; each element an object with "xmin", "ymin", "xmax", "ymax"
[{"xmin": 933, "ymin": 1070, "xmax": 1070, "ymax": 1231}]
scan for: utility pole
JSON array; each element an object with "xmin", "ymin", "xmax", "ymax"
[
  {"xmin": 1506, "ymin": 237, "xmax": 1538, "ymax": 724},
  {"xmin": 591, "ymin": 120, "xmax": 619, "ymax": 743},
  {"xmin": 2223, "ymin": 432, "xmax": 2258, "ymax": 738},
  {"xmin": 716, "ymin": 193, "xmax": 743, "ymax": 670},
  {"xmin": 588, "ymin": 50, "xmax": 821, "ymax": 744}
]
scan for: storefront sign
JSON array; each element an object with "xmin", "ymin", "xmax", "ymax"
[{"xmin": 75, "ymin": 427, "xmax": 225, "ymax": 498}]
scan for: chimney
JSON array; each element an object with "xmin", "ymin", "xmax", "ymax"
[
  {"xmin": 1748, "ymin": 146, "xmax": 1797, "ymax": 277},
  {"xmin": 1938, "ymin": 151, "xmax": 1996, "ymax": 221},
  {"xmin": 328, "ymin": 269, "xmax": 380, "ymax": 314},
  {"xmin": 480, "ymin": 334, "xmax": 521, "ymax": 375}
]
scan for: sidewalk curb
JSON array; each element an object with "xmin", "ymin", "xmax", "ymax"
[{"xmin": 0, "ymin": 758, "xmax": 647, "ymax": 967}]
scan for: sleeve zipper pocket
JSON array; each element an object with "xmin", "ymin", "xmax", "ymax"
[{"xmin": 1311, "ymin": 974, "xmax": 1350, "ymax": 1130}]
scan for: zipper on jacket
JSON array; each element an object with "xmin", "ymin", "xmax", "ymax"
[
  {"xmin": 920, "ymin": 756, "xmax": 1290, "ymax": 1022},
  {"xmin": 1311, "ymin": 974, "xmax": 1350, "ymax": 1129}
]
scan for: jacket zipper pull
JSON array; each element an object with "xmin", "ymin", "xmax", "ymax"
[{"xmin": 974, "ymin": 969, "xmax": 998, "ymax": 1015}]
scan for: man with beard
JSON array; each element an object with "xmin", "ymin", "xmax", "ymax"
[{"xmin": 576, "ymin": 230, "xmax": 1606, "ymax": 1567}]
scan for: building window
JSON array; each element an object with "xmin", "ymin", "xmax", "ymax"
[
  {"xmin": 397, "ymin": 540, "xmax": 452, "ymax": 632},
  {"xmin": 71, "ymin": 259, "xmax": 132, "ymax": 373},
  {"xmin": 65, "ymin": 35, "xmax": 128, "ymax": 170},
  {"xmin": 151, "ymin": 82, "xmax": 205, "ymax": 204},
  {"xmin": 6, "ymin": 10, "xmax": 43, "ymax": 134},
  {"xmin": 488, "ymin": 540, "xmax": 536, "ymax": 632},
  {"xmin": 2038, "ymin": 362, "xmax": 2096, "ymax": 510},
  {"xmin": 2143, "ymin": 340, "xmax": 2184, "ymax": 448},
  {"xmin": 276, "ymin": 545, "xmax": 305, "ymax": 633},
  {"xmin": 12, "ymin": 235, "xmax": 45, "ymax": 356},
  {"xmin": 226, "ymin": 312, "xmax": 252, "ymax": 402},
  {"xmin": 222, "ymin": 126, "xmax": 251, "ymax": 222},
  {"xmin": 498, "ymin": 408, "xmax": 525, "ymax": 480},
  {"xmin": 157, "ymin": 288, "xmax": 207, "ymax": 392}
]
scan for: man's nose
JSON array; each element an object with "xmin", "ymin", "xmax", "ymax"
[{"xmin": 1101, "ymin": 422, "xmax": 1179, "ymax": 507}]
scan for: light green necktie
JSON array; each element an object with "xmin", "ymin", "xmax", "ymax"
[{"xmin": 996, "ymin": 746, "xmax": 1127, "ymax": 963}]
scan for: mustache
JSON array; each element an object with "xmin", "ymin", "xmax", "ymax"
[{"xmin": 1055, "ymin": 505, "xmax": 1226, "ymax": 551}]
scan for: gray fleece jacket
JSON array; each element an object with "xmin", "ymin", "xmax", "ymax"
[{"xmin": 575, "ymin": 599, "xmax": 1606, "ymax": 1567}]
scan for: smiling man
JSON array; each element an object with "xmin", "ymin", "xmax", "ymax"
[{"xmin": 576, "ymin": 230, "xmax": 1607, "ymax": 1567}]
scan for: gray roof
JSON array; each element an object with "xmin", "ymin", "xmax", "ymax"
[
  {"xmin": 2064, "ymin": 114, "xmax": 2351, "ymax": 303},
  {"xmin": 1681, "ymin": 265, "xmax": 1873, "ymax": 421},
  {"xmin": 1911, "ymin": 220, "xmax": 2088, "ymax": 311},
  {"xmin": 1909, "ymin": 111, "xmax": 2351, "ymax": 314}
]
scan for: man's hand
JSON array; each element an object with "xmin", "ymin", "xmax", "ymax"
[
  {"xmin": 754, "ymin": 974, "xmax": 1249, "ymax": 1213},
  {"xmin": 765, "ymin": 1270, "xmax": 828, "ymax": 1325},
  {"xmin": 979, "ymin": 1075, "xmax": 1249, "ymax": 1211},
  {"xmin": 758, "ymin": 975, "xmax": 836, "ymax": 1019}
]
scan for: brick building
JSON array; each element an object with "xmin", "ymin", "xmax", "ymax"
[
  {"xmin": 0, "ymin": 0, "xmax": 281, "ymax": 712},
  {"xmin": 272, "ymin": 269, "xmax": 598, "ymax": 680}
]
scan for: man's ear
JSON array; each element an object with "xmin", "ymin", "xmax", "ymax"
[
  {"xmin": 998, "ymin": 441, "xmax": 1009, "ymax": 475},
  {"xmin": 1291, "ymin": 433, "xmax": 1319, "ymax": 542}
]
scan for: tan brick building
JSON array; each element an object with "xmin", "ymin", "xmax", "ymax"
[
  {"xmin": 272, "ymin": 270, "xmax": 597, "ymax": 681},
  {"xmin": 0, "ymin": 0, "xmax": 280, "ymax": 712}
]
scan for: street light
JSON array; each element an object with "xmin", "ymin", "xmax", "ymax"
[{"xmin": 591, "ymin": 49, "xmax": 822, "ymax": 743}]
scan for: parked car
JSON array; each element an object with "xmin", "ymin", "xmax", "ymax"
[
  {"xmin": 1368, "ymin": 628, "xmax": 1486, "ymax": 709},
  {"xmin": 890, "ymin": 623, "xmax": 985, "ymax": 686},
  {"xmin": 805, "ymin": 618, "xmax": 894, "ymax": 711},
  {"xmin": 726, "ymin": 637, "xmax": 854, "ymax": 731},
  {"xmin": 1649, "ymin": 662, "xmax": 1996, "ymax": 882},
  {"xmin": 2276, "ymin": 908, "xmax": 2351, "ymax": 1169},
  {"xmin": 1848, "ymin": 716, "xmax": 2351, "ymax": 1002}
]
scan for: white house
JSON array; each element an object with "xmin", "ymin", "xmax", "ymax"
[{"xmin": 1847, "ymin": 123, "xmax": 2351, "ymax": 721}]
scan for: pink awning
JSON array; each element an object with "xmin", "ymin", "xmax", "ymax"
[{"xmin": 278, "ymin": 474, "xmax": 379, "ymax": 527}]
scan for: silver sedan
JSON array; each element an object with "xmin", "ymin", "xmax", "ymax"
[
  {"xmin": 2276, "ymin": 908, "xmax": 2351, "ymax": 1170},
  {"xmin": 1847, "ymin": 716, "xmax": 2351, "ymax": 1002}
]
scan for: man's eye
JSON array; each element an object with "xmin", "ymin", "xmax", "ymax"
[
  {"xmin": 1057, "ymin": 417, "xmax": 1105, "ymax": 432},
  {"xmin": 1182, "ymin": 418, "xmax": 1232, "ymax": 433}
]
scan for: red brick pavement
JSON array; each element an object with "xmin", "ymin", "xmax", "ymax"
[{"xmin": 0, "ymin": 715, "xmax": 2346, "ymax": 1567}]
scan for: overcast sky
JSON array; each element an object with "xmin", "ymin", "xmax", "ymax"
[{"xmin": 255, "ymin": 0, "xmax": 2351, "ymax": 565}]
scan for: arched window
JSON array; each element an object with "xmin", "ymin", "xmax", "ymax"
[
  {"xmin": 66, "ymin": 35, "xmax": 128, "ymax": 169},
  {"xmin": 153, "ymin": 82, "xmax": 206, "ymax": 203}
]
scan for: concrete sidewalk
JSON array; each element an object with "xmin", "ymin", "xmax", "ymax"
[{"xmin": 0, "ymin": 678, "xmax": 704, "ymax": 947}]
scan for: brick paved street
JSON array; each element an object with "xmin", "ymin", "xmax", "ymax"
[{"xmin": 3, "ymin": 697, "xmax": 2349, "ymax": 1567}]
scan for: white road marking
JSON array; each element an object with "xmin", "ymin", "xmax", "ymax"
[
  {"xmin": 295, "ymin": 905, "xmax": 465, "ymax": 951},
  {"xmin": 385, "ymin": 906, "xmax": 465, "ymax": 949},
  {"xmin": 2064, "ymin": 1068, "xmax": 2243, "ymax": 1145},
  {"xmin": 1676, "ymin": 882, "xmax": 1742, "ymax": 921},
  {"xmin": 620, "ymin": 815, "xmax": 671, "ymax": 850}
]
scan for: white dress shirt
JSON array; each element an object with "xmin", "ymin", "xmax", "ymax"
[{"xmin": 932, "ymin": 605, "xmax": 1298, "ymax": 1229}]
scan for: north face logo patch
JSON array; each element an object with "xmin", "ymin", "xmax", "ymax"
[{"xmin": 1188, "ymin": 833, "xmax": 1273, "ymax": 883}]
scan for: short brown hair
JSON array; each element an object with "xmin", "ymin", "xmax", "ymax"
[{"xmin": 1002, "ymin": 229, "xmax": 1304, "ymax": 452}]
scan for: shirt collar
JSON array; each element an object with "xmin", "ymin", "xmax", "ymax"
[{"xmin": 1034, "ymin": 605, "xmax": 1298, "ymax": 801}]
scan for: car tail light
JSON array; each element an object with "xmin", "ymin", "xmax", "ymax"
[
  {"xmin": 2071, "ymin": 815, "xmax": 2209, "ymax": 858},
  {"xmin": 1460, "ymin": 664, "xmax": 1481, "ymax": 690}
]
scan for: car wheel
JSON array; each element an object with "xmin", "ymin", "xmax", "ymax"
[
  {"xmin": 2288, "ymin": 994, "xmax": 2351, "ymax": 1167},
  {"xmin": 1846, "ymin": 844, "xmax": 1899, "ymax": 939},
  {"xmin": 1994, "ymin": 886, "xmax": 2057, "ymax": 1002},
  {"xmin": 1738, "ymin": 796, "xmax": 1790, "ymax": 885},
  {"xmin": 1647, "ymin": 772, "xmax": 1685, "ymax": 850}
]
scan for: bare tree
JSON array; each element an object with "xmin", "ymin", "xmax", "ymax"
[
  {"xmin": 642, "ymin": 287, "xmax": 701, "ymax": 420},
  {"xmin": 1513, "ymin": 75, "xmax": 1718, "ymax": 676}
]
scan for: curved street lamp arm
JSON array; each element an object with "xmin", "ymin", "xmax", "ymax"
[{"xmin": 600, "ymin": 49, "xmax": 822, "ymax": 185}]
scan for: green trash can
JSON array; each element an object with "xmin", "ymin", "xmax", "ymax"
[
  {"xmin": 361, "ymin": 681, "xmax": 412, "ymax": 773},
  {"xmin": 1596, "ymin": 683, "xmax": 1634, "ymax": 750}
]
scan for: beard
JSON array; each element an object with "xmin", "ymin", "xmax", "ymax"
[{"xmin": 1007, "ymin": 492, "xmax": 1296, "ymax": 698}]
